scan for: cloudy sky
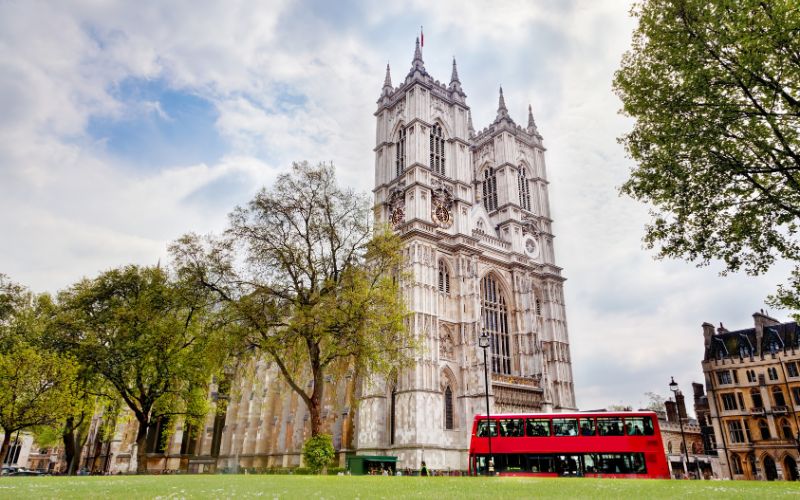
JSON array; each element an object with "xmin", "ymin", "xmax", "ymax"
[{"xmin": 0, "ymin": 0, "xmax": 792, "ymax": 412}]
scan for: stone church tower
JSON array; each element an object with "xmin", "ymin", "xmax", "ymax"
[
  {"xmin": 90, "ymin": 40, "xmax": 576, "ymax": 476},
  {"xmin": 357, "ymin": 40, "xmax": 576, "ymax": 470}
]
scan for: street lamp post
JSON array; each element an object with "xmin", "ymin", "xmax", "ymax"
[
  {"xmin": 479, "ymin": 332, "xmax": 493, "ymax": 476},
  {"xmin": 669, "ymin": 377, "xmax": 692, "ymax": 479}
]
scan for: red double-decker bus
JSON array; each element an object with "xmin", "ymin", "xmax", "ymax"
[{"xmin": 468, "ymin": 411, "xmax": 670, "ymax": 479}]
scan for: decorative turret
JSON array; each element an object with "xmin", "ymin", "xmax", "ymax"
[
  {"xmin": 494, "ymin": 86, "xmax": 513, "ymax": 124},
  {"xmin": 409, "ymin": 37, "xmax": 425, "ymax": 76},
  {"xmin": 527, "ymin": 104, "xmax": 540, "ymax": 137},
  {"xmin": 449, "ymin": 58, "xmax": 462, "ymax": 93},
  {"xmin": 468, "ymin": 109, "xmax": 475, "ymax": 137},
  {"xmin": 382, "ymin": 63, "xmax": 393, "ymax": 95}
]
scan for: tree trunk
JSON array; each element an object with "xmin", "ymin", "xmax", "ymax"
[
  {"xmin": 0, "ymin": 430, "xmax": 11, "ymax": 475},
  {"xmin": 135, "ymin": 417, "xmax": 150, "ymax": 474},
  {"xmin": 63, "ymin": 418, "xmax": 77, "ymax": 475},
  {"xmin": 309, "ymin": 371, "xmax": 325, "ymax": 437}
]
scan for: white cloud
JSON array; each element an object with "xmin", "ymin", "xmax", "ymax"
[{"xmin": 0, "ymin": 0, "xmax": 792, "ymax": 414}]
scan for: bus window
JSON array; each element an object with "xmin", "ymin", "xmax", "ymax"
[
  {"xmin": 498, "ymin": 418, "xmax": 524, "ymax": 437},
  {"xmin": 526, "ymin": 418, "xmax": 551, "ymax": 437},
  {"xmin": 526, "ymin": 454, "xmax": 554, "ymax": 473},
  {"xmin": 476, "ymin": 419, "xmax": 498, "ymax": 437},
  {"xmin": 494, "ymin": 453, "xmax": 525, "ymax": 472},
  {"xmin": 642, "ymin": 416, "xmax": 654, "ymax": 435},
  {"xmin": 553, "ymin": 418, "xmax": 579, "ymax": 436},
  {"xmin": 580, "ymin": 418, "xmax": 596, "ymax": 436},
  {"xmin": 583, "ymin": 454, "xmax": 598, "ymax": 473},
  {"xmin": 595, "ymin": 453, "xmax": 648, "ymax": 474},
  {"xmin": 555, "ymin": 455, "xmax": 580, "ymax": 476},
  {"xmin": 597, "ymin": 417, "xmax": 624, "ymax": 436},
  {"xmin": 625, "ymin": 417, "xmax": 648, "ymax": 436}
]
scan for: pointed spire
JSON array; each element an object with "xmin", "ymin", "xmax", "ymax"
[
  {"xmin": 448, "ymin": 57, "xmax": 463, "ymax": 94},
  {"xmin": 410, "ymin": 37, "xmax": 425, "ymax": 74},
  {"xmin": 527, "ymin": 104, "xmax": 540, "ymax": 136},
  {"xmin": 382, "ymin": 62, "xmax": 392, "ymax": 93},
  {"xmin": 450, "ymin": 58, "xmax": 460, "ymax": 84},
  {"xmin": 468, "ymin": 109, "xmax": 475, "ymax": 137},
  {"xmin": 495, "ymin": 86, "xmax": 511, "ymax": 122}
]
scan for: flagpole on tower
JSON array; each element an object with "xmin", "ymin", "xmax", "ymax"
[{"xmin": 420, "ymin": 25, "xmax": 424, "ymax": 47}]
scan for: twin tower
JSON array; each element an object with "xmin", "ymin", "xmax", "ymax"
[
  {"xmin": 167, "ymin": 40, "xmax": 577, "ymax": 475},
  {"xmin": 357, "ymin": 39, "xmax": 576, "ymax": 469}
]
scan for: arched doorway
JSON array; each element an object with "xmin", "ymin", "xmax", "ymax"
[
  {"xmin": 763, "ymin": 455, "xmax": 778, "ymax": 481},
  {"xmin": 784, "ymin": 456, "xmax": 798, "ymax": 481}
]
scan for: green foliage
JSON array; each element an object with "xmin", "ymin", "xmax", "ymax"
[
  {"xmin": 302, "ymin": 434, "xmax": 335, "ymax": 473},
  {"xmin": 614, "ymin": 0, "xmax": 800, "ymax": 309},
  {"xmin": 53, "ymin": 265, "xmax": 233, "ymax": 471},
  {"xmin": 0, "ymin": 276, "xmax": 79, "ymax": 467},
  {"xmin": 171, "ymin": 162, "xmax": 415, "ymax": 435}
]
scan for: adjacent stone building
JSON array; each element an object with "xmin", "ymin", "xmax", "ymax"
[{"xmin": 702, "ymin": 311, "xmax": 800, "ymax": 481}]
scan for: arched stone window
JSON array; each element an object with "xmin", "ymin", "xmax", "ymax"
[
  {"xmin": 395, "ymin": 127, "xmax": 407, "ymax": 177},
  {"xmin": 518, "ymin": 166, "xmax": 531, "ymax": 211},
  {"xmin": 779, "ymin": 418, "xmax": 793, "ymax": 440},
  {"xmin": 751, "ymin": 388, "xmax": 763, "ymax": 408},
  {"xmin": 758, "ymin": 419, "xmax": 771, "ymax": 440},
  {"xmin": 481, "ymin": 274, "xmax": 511, "ymax": 375},
  {"xmin": 482, "ymin": 167, "xmax": 498, "ymax": 212},
  {"xmin": 430, "ymin": 123, "xmax": 446, "ymax": 176},
  {"xmin": 444, "ymin": 385, "xmax": 454, "ymax": 430},
  {"xmin": 773, "ymin": 386, "xmax": 786, "ymax": 407},
  {"xmin": 731, "ymin": 454, "xmax": 743, "ymax": 474},
  {"xmin": 438, "ymin": 259, "xmax": 450, "ymax": 294}
]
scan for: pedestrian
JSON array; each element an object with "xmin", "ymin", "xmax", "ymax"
[{"xmin": 420, "ymin": 461, "xmax": 429, "ymax": 477}]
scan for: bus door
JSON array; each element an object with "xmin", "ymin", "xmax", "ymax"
[{"xmin": 555, "ymin": 454, "xmax": 582, "ymax": 477}]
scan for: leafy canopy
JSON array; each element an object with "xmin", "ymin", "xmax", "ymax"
[
  {"xmin": 171, "ymin": 162, "xmax": 414, "ymax": 435},
  {"xmin": 614, "ymin": 0, "xmax": 800, "ymax": 308}
]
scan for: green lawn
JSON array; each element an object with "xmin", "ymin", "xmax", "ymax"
[{"xmin": 0, "ymin": 475, "xmax": 797, "ymax": 499}]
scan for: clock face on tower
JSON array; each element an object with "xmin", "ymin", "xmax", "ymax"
[
  {"xmin": 525, "ymin": 237, "xmax": 539, "ymax": 258},
  {"xmin": 390, "ymin": 207, "xmax": 405, "ymax": 227},
  {"xmin": 434, "ymin": 205, "xmax": 451, "ymax": 227}
]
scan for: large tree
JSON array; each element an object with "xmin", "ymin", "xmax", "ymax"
[
  {"xmin": 54, "ymin": 265, "xmax": 229, "ymax": 473},
  {"xmin": 613, "ymin": 0, "xmax": 800, "ymax": 307},
  {"xmin": 171, "ymin": 162, "xmax": 414, "ymax": 437},
  {"xmin": 0, "ymin": 276, "xmax": 77, "ymax": 472}
]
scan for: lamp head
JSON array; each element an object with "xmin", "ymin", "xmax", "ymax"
[
  {"xmin": 669, "ymin": 376, "xmax": 678, "ymax": 393},
  {"xmin": 478, "ymin": 333, "xmax": 490, "ymax": 349}
]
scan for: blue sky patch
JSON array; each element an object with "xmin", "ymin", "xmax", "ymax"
[{"xmin": 87, "ymin": 77, "xmax": 227, "ymax": 169}]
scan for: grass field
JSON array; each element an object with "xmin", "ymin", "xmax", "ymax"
[{"xmin": 0, "ymin": 475, "xmax": 798, "ymax": 499}]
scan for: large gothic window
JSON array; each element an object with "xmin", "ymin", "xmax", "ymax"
[
  {"xmin": 395, "ymin": 127, "xmax": 407, "ymax": 177},
  {"xmin": 444, "ymin": 386, "xmax": 454, "ymax": 430},
  {"xmin": 481, "ymin": 274, "xmax": 511, "ymax": 374},
  {"xmin": 438, "ymin": 259, "xmax": 450, "ymax": 294},
  {"xmin": 518, "ymin": 166, "xmax": 531, "ymax": 211},
  {"xmin": 483, "ymin": 167, "xmax": 498, "ymax": 212},
  {"xmin": 430, "ymin": 123, "xmax": 446, "ymax": 176}
]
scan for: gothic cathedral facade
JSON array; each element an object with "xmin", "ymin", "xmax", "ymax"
[
  {"xmin": 357, "ymin": 40, "xmax": 576, "ymax": 470},
  {"xmin": 86, "ymin": 40, "xmax": 576, "ymax": 475}
]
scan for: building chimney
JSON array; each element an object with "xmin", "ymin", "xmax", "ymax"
[
  {"xmin": 753, "ymin": 310, "xmax": 779, "ymax": 357},
  {"xmin": 665, "ymin": 400, "xmax": 678, "ymax": 423},
  {"xmin": 702, "ymin": 322, "xmax": 715, "ymax": 348},
  {"xmin": 676, "ymin": 391, "xmax": 688, "ymax": 420}
]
